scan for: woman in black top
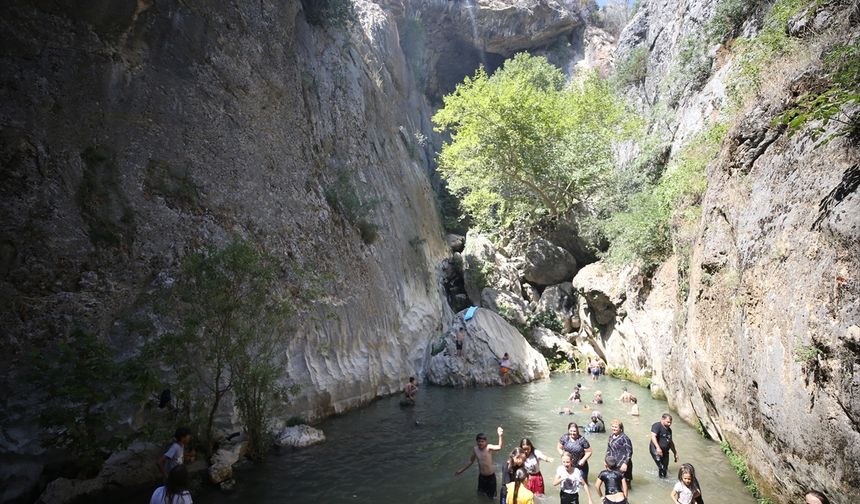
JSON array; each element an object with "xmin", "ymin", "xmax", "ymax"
[
  {"xmin": 606, "ymin": 419, "xmax": 633, "ymax": 485},
  {"xmin": 556, "ymin": 422, "xmax": 593, "ymax": 481}
]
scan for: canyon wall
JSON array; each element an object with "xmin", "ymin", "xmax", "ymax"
[{"xmin": 574, "ymin": 1, "xmax": 860, "ymax": 502}]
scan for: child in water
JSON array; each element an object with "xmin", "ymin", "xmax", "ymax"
[
  {"xmin": 592, "ymin": 391, "xmax": 603, "ymax": 405},
  {"xmin": 595, "ymin": 455, "xmax": 628, "ymax": 503},
  {"xmin": 501, "ymin": 447, "xmax": 527, "ymax": 504},
  {"xmin": 505, "ymin": 468, "xmax": 534, "ymax": 504},
  {"xmin": 553, "ymin": 452, "xmax": 594, "ymax": 504},
  {"xmin": 671, "ymin": 464, "xmax": 702, "ymax": 504},
  {"xmin": 455, "ymin": 427, "xmax": 505, "ymax": 499},
  {"xmin": 628, "ymin": 397, "xmax": 639, "ymax": 416}
]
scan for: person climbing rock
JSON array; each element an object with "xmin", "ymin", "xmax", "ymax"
[{"xmin": 499, "ymin": 353, "xmax": 512, "ymax": 386}]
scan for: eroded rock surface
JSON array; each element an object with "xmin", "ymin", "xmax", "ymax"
[{"xmin": 426, "ymin": 308, "xmax": 549, "ymax": 386}]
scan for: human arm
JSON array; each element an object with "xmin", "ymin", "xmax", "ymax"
[
  {"xmin": 650, "ymin": 426, "xmax": 663, "ymax": 456},
  {"xmin": 156, "ymin": 454, "xmax": 167, "ymax": 477},
  {"xmin": 536, "ymin": 449, "xmax": 553, "ymax": 463},
  {"xmin": 594, "ymin": 476, "xmax": 604, "ymax": 497},
  {"xmin": 671, "ymin": 488, "xmax": 681, "ymax": 504},
  {"xmin": 622, "ymin": 477, "xmax": 629, "ymax": 498},
  {"xmin": 454, "ymin": 451, "xmax": 476, "ymax": 476},
  {"xmin": 582, "ymin": 474, "xmax": 594, "ymax": 504},
  {"xmin": 552, "ymin": 468, "xmax": 563, "ymax": 487},
  {"xmin": 557, "ymin": 440, "xmax": 565, "ymax": 456},
  {"xmin": 670, "ymin": 439, "xmax": 678, "ymax": 462},
  {"xmin": 488, "ymin": 426, "xmax": 504, "ymax": 450},
  {"xmin": 618, "ymin": 436, "xmax": 633, "ymax": 473},
  {"xmin": 580, "ymin": 446, "xmax": 592, "ymax": 466}
]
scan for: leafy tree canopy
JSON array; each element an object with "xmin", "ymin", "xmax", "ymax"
[{"xmin": 432, "ymin": 53, "xmax": 638, "ymax": 231}]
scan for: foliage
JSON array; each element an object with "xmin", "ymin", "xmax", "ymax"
[
  {"xmin": 612, "ymin": 46, "xmax": 648, "ymax": 88},
  {"xmin": 433, "ymin": 53, "xmax": 637, "ymax": 231},
  {"xmin": 793, "ymin": 344, "xmax": 824, "ymax": 364},
  {"xmin": 728, "ymin": 0, "xmax": 814, "ymax": 103},
  {"xmin": 777, "ymin": 42, "xmax": 860, "ymax": 142},
  {"xmin": 325, "ymin": 168, "xmax": 380, "ymax": 245},
  {"xmin": 152, "ymin": 239, "xmax": 299, "ymax": 460},
  {"xmin": 705, "ymin": 0, "xmax": 761, "ymax": 44},
  {"xmin": 29, "ymin": 329, "xmax": 145, "ymax": 476},
  {"xmin": 302, "ymin": 0, "xmax": 357, "ymax": 29},
  {"xmin": 663, "ymin": 37, "xmax": 713, "ymax": 105},
  {"xmin": 720, "ymin": 441, "xmax": 773, "ymax": 503},
  {"xmin": 285, "ymin": 416, "xmax": 307, "ymax": 427},
  {"xmin": 528, "ymin": 310, "xmax": 564, "ymax": 332},
  {"xmin": 601, "ymin": 123, "xmax": 726, "ymax": 269},
  {"xmin": 606, "ymin": 367, "xmax": 653, "ymax": 389}
]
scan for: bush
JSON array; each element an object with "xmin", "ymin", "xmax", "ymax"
[
  {"xmin": 706, "ymin": 0, "xmax": 761, "ymax": 43},
  {"xmin": 777, "ymin": 42, "xmax": 860, "ymax": 142},
  {"xmin": 325, "ymin": 168, "xmax": 380, "ymax": 245},
  {"xmin": 302, "ymin": 0, "xmax": 357, "ymax": 29},
  {"xmin": 528, "ymin": 310, "xmax": 564, "ymax": 332},
  {"xmin": 613, "ymin": 46, "xmax": 648, "ymax": 88},
  {"xmin": 720, "ymin": 441, "xmax": 773, "ymax": 503},
  {"xmin": 28, "ymin": 329, "xmax": 143, "ymax": 476}
]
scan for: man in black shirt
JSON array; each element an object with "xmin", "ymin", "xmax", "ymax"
[{"xmin": 649, "ymin": 413, "xmax": 677, "ymax": 478}]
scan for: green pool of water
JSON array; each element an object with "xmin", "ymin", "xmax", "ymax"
[{"xmin": 194, "ymin": 374, "xmax": 757, "ymax": 504}]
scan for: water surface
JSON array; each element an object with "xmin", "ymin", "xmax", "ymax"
[{"xmin": 198, "ymin": 374, "xmax": 756, "ymax": 504}]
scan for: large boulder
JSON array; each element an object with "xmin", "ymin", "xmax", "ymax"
[
  {"xmin": 481, "ymin": 288, "xmax": 530, "ymax": 327},
  {"xmin": 572, "ymin": 262, "xmax": 627, "ymax": 326},
  {"xmin": 425, "ymin": 308, "xmax": 549, "ymax": 386},
  {"xmin": 208, "ymin": 437, "xmax": 248, "ymax": 485},
  {"xmin": 535, "ymin": 283, "xmax": 577, "ymax": 333},
  {"xmin": 462, "ymin": 232, "xmax": 521, "ymax": 304},
  {"xmin": 523, "ymin": 238, "xmax": 578, "ymax": 286},
  {"xmin": 530, "ymin": 327, "xmax": 575, "ymax": 357},
  {"xmin": 274, "ymin": 425, "xmax": 326, "ymax": 449}
]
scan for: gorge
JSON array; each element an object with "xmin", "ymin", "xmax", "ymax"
[{"xmin": 0, "ymin": 1, "xmax": 858, "ymax": 503}]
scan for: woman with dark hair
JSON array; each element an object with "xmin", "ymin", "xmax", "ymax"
[
  {"xmin": 520, "ymin": 437, "xmax": 553, "ymax": 496},
  {"xmin": 500, "ymin": 448, "xmax": 526, "ymax": 504},
  {"xmin": 606, "ymin": 419, "xmax": 633, "ymax": 486},
  {"xmin": 557, "ymin": 422, "xmax": 593, "ymax": 481},
  {"xmin": 504, "ymin": 468, "xmax": 535, "ymax": 504},
  {"xmin": 149, "ymin": 465, "xmax": 193, "ymax": 504}
]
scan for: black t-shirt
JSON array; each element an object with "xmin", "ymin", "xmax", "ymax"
[
  {"xmin": 598, "ymin": 469, "xmax": 624, "ymax": 494},
  {"xmin": 651, "ymin": 422, "xmax": 673, "ymax": 451}
]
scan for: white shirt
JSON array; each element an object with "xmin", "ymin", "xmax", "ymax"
[
  {"xmin": 149, "ymin": 486, "xmax": 193, "ymax": 504},
  {"xmin": 523, "ymin": 450, "xmax": 546, "ymax": 474},
  {"xmin": 555, "ymin": 465, "xmax": 583, "ymax": 494},
  {"xmin": 673, "ymin": 481, "xmax": 694, "ymax": 504},
  {"xmin": 163, "ymin": 442, "xmax": 184, "ymax": 472}
]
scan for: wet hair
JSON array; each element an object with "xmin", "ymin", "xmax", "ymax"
[
  {"xmin": 605, "ymin": 455, "xmax": 618, "ymax": 470},
  {"xmin": 519, "ymin": 437, "xmax": 535, "ymax": 452},
  {"xmin": 678, "ymin": 464, "xmax": 695, "ymax": 482},
  {"xmin": 507, "ymin": 447, "xmax": 526, "ymax": 473},
  {"xmin": 512, "ymin": 468, "xmax": 528, "ymax": 504},
  {"xmin": 174, "ymin": 427, "xmax": 191, "ymax": 441},
  {"xmin": 165, "ymin": 465, "xmax": 189, "ymax": 503},
  {"xmin": 805, "ymin": 490, "xmax": 830, "ymax": 504},
  {"xmin": 476, "ymin": 433, "xmax": 488, "ymax": 441},
  {"xmin": 662, "ymin": 413, "xmax": 673, "ymax": 421},
  {"xmin": 630, "ymin": 397, "xmax": 637, "ymax": 404}
]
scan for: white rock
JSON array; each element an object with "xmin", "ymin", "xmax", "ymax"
[{"xmin": 274, "ymin": 425, "xmax": 326, "ymax": 449}]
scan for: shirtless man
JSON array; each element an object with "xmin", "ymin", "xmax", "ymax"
[
  {"xmin": 404, "ymin": 377, "xmax": 418, "ymax": 404},
  {"xmin": 456, "ymin": 327, "xmax": 466, "ymax": 357},
  {"xmin": 617, "ymin": 387, "xmax": 634, "ymax": 403},
  {"xmin": 455, "ymin": 426, "xmax": 504, "ymax": 499}
]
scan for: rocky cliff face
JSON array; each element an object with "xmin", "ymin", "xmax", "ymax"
[
  {"xmin": 0, "ymin": 0, "xmax": 589, "ymax": 501},
  {"xmin": 0, "ymin": 0, "xmax": 452, "ymax": 500},
  {"xmin": 572, "ymin": 1, "xmax": 860, "ymax": 502}
]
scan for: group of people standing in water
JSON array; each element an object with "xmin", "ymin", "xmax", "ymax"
[{"xmin": 452, "ymin": 376, "xmax": 835, "ymax": 504}]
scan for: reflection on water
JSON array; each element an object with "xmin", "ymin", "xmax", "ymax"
[{"xmin": 194, "ymin": 374, "xmax": 756, "ymax": 504}]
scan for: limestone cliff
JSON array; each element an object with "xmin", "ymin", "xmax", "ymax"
[
  {"xmin": 0, "ymin": 0, "xmax": 451, "ymax": 500},
  {"xmin": 572, "ymin": 1, "xmax": 860, "ymax": 502}
]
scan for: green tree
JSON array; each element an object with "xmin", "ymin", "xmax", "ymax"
[
  {"xmin": 432, "ymin": 53, "xmax": 636, "ymax": 231},
  {"xmin": 29, "ymin": 329, "xmax": 148, "ymax": 476},
  {"xmin": 156, "ymin": 239, "xmax": 295, "ymax": 459}
]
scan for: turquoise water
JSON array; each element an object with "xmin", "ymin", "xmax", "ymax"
[{"xmin": 195, "ymin": 374, "xmax": 757, "ymax": 504}]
